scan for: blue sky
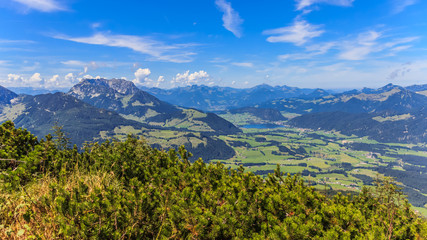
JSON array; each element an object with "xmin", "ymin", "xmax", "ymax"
[{"xmin": 0, "ymin": 0, "xmax": 426, "ymax": 89}]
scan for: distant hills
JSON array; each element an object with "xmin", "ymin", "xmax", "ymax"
[
  {"xmin": 146, "ymin": 82, "xmax": 427, "ymax": 144},
  {"xmin": 259, "ymin": 84, "xmax": 427, "ymax": 114},
  {"xmin": 276, "ymin": 84, "xmax": 427, "ymax": 144},
  {"xmin": 142, "ymin": 84, "xmax": 321, "ymax": 111}
]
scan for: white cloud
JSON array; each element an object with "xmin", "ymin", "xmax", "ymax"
[
  {"xmin": 295, "ymin": 0, "xmax": 354, "ymax": 10},
  {"xmin": 263, "ymin": 20, "xmax": 324, "ymax": 46},
  {"xmin": 60, "ymin": 60, "xmax": 86, "ymax": 66},
  {"xmin": 54, "ymin": 33, "xmax": 196, "ymax": 63},
  {"xmin": 390, "ymin": 45, "xmax": 412, "ymax": 52},
  {"xmin": 132, "ymin": 68, "xmax": 152, "ymax": 86},
  {"xmin": 82, "ymin": 74, "xmax": 94, "ymax": 79},
  {"xmin": 64, "ymin": 73, "xmax": 78, "ymax": 84},
  {"xmin": 171, "ymin": 70, "xmax": 211, "ymax": 86},
  {"xmin": 232, "ymin": 62, "xmax": 254, "ymax": 67},
  {"xmin": 7, "ymin": 74, "xmax": 25, "ymax": 84},
  {"xmin": 155, "ymin": 76, "xmax": 165, "ymax": 87},
  {"xmin": 215, "ymin": 0, "xmax": 244, "ymax": 38},
  {"xmin": 338, "ymin": 31, "xmax": 418, "ymax": 60},
  {"xmin": 28, "ymin": 73, "xmax": 43, "ymax": 84},
  {"xmin": 2, "ymin": 72, "xmax": 84, "ymax": 89},
  {"xmin": 392, "ymin": 0, "xmax": 417, "ymax": 14},
  {"xmin": 12, "ymin": 0, "xmax": 66, "ymax": 12}
]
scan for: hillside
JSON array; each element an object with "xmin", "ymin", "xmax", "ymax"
[
  {"xmin": 0, "ymin": 85, "xmax": 18, "ymax": 104},
  {"xmin": 0, "ymin": 122, "xmax": 425, "ymax": 239},
  {"xmin": 0, "ymin": 89, "xmax": 236, "ymax": 160},
  {"xmin": 69, "ymin": 79, "xmax": 241, "ymax": 135},
  {"xmin": 143, "ymin": 84, "xmax": 318, "ymax": 111},
  {"xmin": 289, "ymin": 109, "xmax": 427, "ymax": 144},
  {"xmin": 0, "ymin": 92, "xmax": 148, "ymax": 145}
]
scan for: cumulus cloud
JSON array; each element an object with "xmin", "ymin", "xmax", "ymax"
[
  {"xmin": 132, "ymin": 68, "xmax": 152, "ymax": 86},
  {"xmin": 263, "ymin": 20, "xmax": 324, "ymax": 46},
  {"xmin": 3, "ymin": 72, "xmax": 84, "ymax": 89},
  {"xmin": 82, "ymin": 74, "xmax": 94, "ymax": 79},
  {"xmin": 65, "ymin": 73, "xmax": 78, "ymax": 84},
  {"xmin": 54, "ymin": 33, "xmax": 196, "ymax": 63},
  {"xmin": 295, "ymin": 0, "xmax": 354, "ymax": 10},
  {"xmin": 215, "ymin": 0, "xmax": 244, "ymax": 38},
  {"xmin": 45, "ymin": 74, "xmax": 59, "ymax": 87},
  {"xmin": 7, "ymin": 74, "xmax": 25, "ymax": 84},
  {"xmin": 171, "ymin": 70, "xmax": 211, "ymax": 86},
  {"xmin": 156, "ymin": 76, "xmax": 165, "ymax": 87},
  {"xmin": 12, "ymin": 0, "xmax": 67, "ymax": 12},
  {"xmin": 28, "ymin": 73, "xmax": 44, "ymax": 84}
]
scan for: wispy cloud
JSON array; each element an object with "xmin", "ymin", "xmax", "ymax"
[
  {"xmin": 263, "ymin": 20, "xmax": 324, "ymax": 46},
  {"xmin": 53, "ymin": 32, "xmax": 196, "ymax": 63},
  {"xmin": 295, "ymin": 0, "xmax": 355, "ymax": 10},
  {"xmin": 232, "ymin": 62, "xmax": 253, "ymax": 67},
  {"xmin": 215, "ymin": 0, "xmax": 244, "ymax": 38},
  {"xmin": 388, "ymin": 62, "xmax": 412, "ymax": 80},
  {"xmin": 12, "ymin": 0, "xmax": 67, "ymax": 12},
  {"xmin": 392, "ymin": 0, "xmax": 417, "ymax": 14},
  {"xmin": 279, "ymin": 42, "xmax": 336, "ymax": 61},
  {"xmin": 339, "ymin": 31, "xmax": 381, "ymax": 60},
  {"xmin": 338, "ymin": 31, "xmax": 418, "ymax": 60}
]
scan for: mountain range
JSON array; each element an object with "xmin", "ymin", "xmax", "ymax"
[
  {"xmin": 69, "ymin": 79, "xmax": 240, "ymax": 135},
  {"xmin": 0, "ymin": 79, "xmax": 426, "ymax": 157},
  {"xmin": 0, "ymin": 79, "xmax": 241, "ymax": 160},
  {"xmin": 142, "ymin": 84, "xmax": 324, "ymax": 111}
]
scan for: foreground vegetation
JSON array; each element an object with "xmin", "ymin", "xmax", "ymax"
[{"xmin": 0, "ymin": 121, "xmax": 426, "ymax": 239}]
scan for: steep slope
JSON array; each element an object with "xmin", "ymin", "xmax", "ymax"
[
  {"xmin": 0, "ymin": 92, "xmax": 148, "ymax": 145},
  {"xmin": 69, "ymin": 79, "xmax": 241, "ymax": 135},
  {"xmin": 289, "ymin": 109, "xmax": 427, "ymax": 144},
  {"xmin": 406, "ymin": 84, "xmax": 427, "ymax": 96},
  {"xmin": 142, "ymin": 84, "xmax": 317, "ymax": 111},
  {"xmin": 228, "ymin": 107, "xmax": 286, "ymax": 121},
  {"xmin": 0, "ymin": 86, "xmax": 18, "ymax": 104}
]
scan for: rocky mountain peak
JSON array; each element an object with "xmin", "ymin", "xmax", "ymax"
[{"xmin": 70, "ymin": 78, "xmax": 140, "ymax": 98}]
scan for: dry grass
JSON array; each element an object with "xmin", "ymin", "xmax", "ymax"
[{"xmin": 0, "ymin": 170, "xmax": 120, "ymax": 239}]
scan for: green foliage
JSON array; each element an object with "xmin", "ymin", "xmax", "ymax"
[{"xmin": 0, "ymin": 121, "xmax": 426, "ymax": 239}]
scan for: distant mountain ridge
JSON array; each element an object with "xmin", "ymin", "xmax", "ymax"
[
  {"xmin": 260, "ymin": 84, "xmax": 427, "ymax": 114},
  {"xmin": 284, "ymin": 84, "xmax": 427, "ymax": 144},
  {"xmin": 142, "ymin": 84, "xmax": 323, "ymax": 111}
]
